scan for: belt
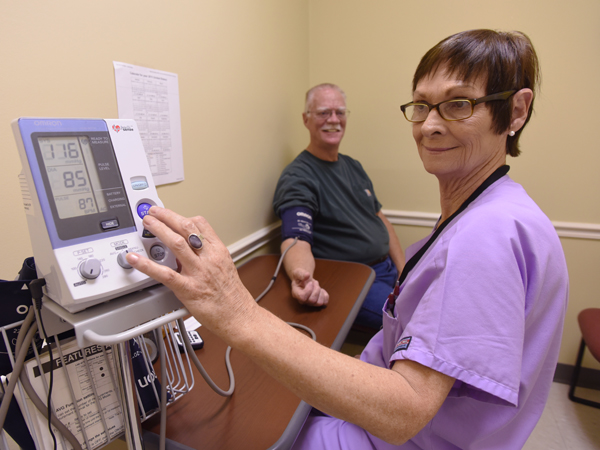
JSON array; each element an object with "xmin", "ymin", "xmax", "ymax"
[{"xmin": 367, "ymin": 254, "xmax": 389, "ymax": 266}]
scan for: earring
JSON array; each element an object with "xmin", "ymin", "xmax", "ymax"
[{"xmin": 509, "ymin": 130, "xmax": 515, "ymax": 137}]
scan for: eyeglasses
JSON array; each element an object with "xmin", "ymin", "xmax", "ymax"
[
  {"xmin": 400, "ymin": 90, "xmax": 516, "ymax": 123},
  {"xmin": 306, "ymin": 109, "xmax": 350, "ymax": 120}
]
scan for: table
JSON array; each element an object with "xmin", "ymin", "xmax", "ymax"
[{"xmin": 143, "ymin": 254, "xmax": 375, "ymax": 449}]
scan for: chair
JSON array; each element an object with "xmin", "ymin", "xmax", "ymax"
[
  {"xmin": 345, "ymin": 323, "xmax": 380, "ymax": 347},
  {"xmin": 568, "ymin": 308, "xmax": 600, "ymax": 408}
]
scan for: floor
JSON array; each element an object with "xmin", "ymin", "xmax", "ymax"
[
  {"xmin": 340, "ymin": 340, "xmax": 600, "ymax": 450},
  {"xmin": 523, "ymin": 383, "xmax": 600, "ymax": 450},
  {"xmin": 6, "ymin": 352, "xmax": 600, "ymax": 449}
]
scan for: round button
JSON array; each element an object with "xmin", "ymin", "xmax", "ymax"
[
  {"xmin": 117, "ymin": 251, "xmax": 133, "ymax": 269},
  {"xmin": 79, "ymin": 258, "xmax": 102, "ymax": 279},
  {"xmin": 150, "ymin": 245, "xmax": 166, "ymax": 261},
  {"xmin": 137, "ymin": 203, "xmax": 152, "ymax": 219}
]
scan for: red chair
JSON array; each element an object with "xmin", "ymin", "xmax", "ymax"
[{"xmin": 568, "ymin": 308, "xmax": 600, "ymax": 408}]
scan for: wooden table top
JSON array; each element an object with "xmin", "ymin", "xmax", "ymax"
[{"xmin": 143, "ymin": 254, "xmax": 374, "ymax": 450}]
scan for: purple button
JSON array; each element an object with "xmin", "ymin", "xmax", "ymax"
[{"xmin": 137, "ymin": 203, "xmax": 152, "ymax": 219}]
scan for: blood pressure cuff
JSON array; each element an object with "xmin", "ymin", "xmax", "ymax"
[
  {"xmin": 129, "ymin": 338, "xmax": 171, "ymax": 415},
  {"xmin": 280, "ymin": 206, "xmax": 314, "ymax": 246},
  {"xmin": 0, "ymin": 257, "xmax": 39, "ymax": 450},
  {"xmin": 0, "ymin": 257, "xmax": 42, "ymax": 376}
]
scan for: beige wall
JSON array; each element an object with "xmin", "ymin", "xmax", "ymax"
[
  {"xmin": 0, "ymin": 0, "xmax": 308, "ymax": 274},
  {"xmin": 308, "ymin": 0, "xmax": 600, "ymax": 222},
  {"xmin": 308, "ymin": 0, "xmax": 600, "ymax": 368},
  {"xmin": 1, "ymin": 0, "xmax": 598, "ymax": 370}
]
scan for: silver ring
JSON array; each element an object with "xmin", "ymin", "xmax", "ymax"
[{"xmin": 187, "ymin": 233, "xmax": 204, "ymax": 250}]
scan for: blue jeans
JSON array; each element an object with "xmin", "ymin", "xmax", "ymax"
[{"xmin": 354, "ymin": 256, "xmax": 399, "ymax": 330}]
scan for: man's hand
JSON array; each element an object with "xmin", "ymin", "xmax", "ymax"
[
  {"xmin": 290, "ymin": 268, "xmax": 329, "ymax": 307},
  {"xmin": 280, "ymin": 238, "xmax": 328, "ymax": 307}
]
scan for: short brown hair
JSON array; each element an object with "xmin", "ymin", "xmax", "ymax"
[{"xmin": 413, "ymin": 30, "xmax": 540, "ymax": 157}]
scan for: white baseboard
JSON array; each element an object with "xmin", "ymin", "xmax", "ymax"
[
  {"xmin": 382, "ymin": 209, "xmax": 600, "ymax": 240},
  {"xmin": 228, "ymin": 212, "xmax": 600, "ymax": 260},
  {"xmin": 228, "ymin": 222, "xmax": 281, "ymax": 263},
  {"xmin": 381, "ymin": 209, "xmax": 439, "ymax": 228},
  {"xmin": 549, "ymin": 220, "xmax": 600, "ymax": 240}
]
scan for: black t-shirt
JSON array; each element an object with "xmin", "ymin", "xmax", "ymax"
[{"xmin": 272, "ymin": 150, "xmax": 389, "ymax": 264}]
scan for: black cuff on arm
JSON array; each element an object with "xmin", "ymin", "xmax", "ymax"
[{"xmin": 280, "ymin": 206, "xmax": 314, "ymax": 246}]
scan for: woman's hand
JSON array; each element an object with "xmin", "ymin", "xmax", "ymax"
[
  {"xmin": 125, "ymin": 206, "xmax": 257, "ymax": 338},
  {"xmin": 125, "ymin": 208, "xmax": 453, "ymax": 445}
]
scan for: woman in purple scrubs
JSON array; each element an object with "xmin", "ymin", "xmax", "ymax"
[{"xmin": 126, "ymin": 29, "xmax": 568, "ymax": 449}]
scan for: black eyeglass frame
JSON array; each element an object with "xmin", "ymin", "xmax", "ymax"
[{"xmin": 400, "ymin": 90, "xmax": 517, "ymax": 123}]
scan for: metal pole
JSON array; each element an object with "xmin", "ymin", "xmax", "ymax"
[{"xmin": 114, "ymin": 341, "xmax": 144, "ymax": 450}]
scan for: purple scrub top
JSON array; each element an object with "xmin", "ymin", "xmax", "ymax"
[{"xmin": 293, "ymin": 176, "xmax": 568, "ymax": 450}]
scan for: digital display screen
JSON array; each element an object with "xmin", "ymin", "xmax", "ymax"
[
  {"xmin": 38, "ymin": 136, "xmax": 108, "ymax": 219},
  {"xmin": 32, "ymin": 130, "xmax": 135, "ymax": 242}
]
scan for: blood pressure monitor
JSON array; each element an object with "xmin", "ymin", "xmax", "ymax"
[{"xmin": 12, "ymin": 118, "xmax": 177, "ymax": 313}]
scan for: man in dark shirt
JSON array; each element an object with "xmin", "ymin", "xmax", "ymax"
[{"xmin": 273, "ymin": 83, "xmax": 405, "ymax": 329}]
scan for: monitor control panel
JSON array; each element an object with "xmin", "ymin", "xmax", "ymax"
[{"xmin": 13, "ymin": 118, "xmax": 177, "ymax": 313}]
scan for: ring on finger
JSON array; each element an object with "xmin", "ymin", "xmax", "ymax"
[{"xmin": 187, "ymin": 233, "xmax": 205, "ymax": 250}]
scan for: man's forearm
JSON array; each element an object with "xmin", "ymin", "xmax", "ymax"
[{"xmin": 281, "ymin": 238, "xmax": 315, "ymax": 279}]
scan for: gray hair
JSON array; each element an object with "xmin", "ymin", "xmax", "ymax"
[{"xmin": 304, "ymin": 83, "xmax": 346, "ymax": 112}]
